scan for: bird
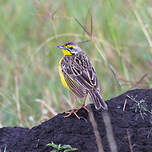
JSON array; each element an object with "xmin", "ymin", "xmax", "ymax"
[{"xmin": 57, "ymin": 42, "xmax": 108, "ymax": 119}]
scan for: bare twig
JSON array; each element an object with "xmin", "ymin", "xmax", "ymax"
[
  {"xmin": 109, "ymin": 65, "xmax": 122, "ymax": 89},
  {"xmin": 147, "ymin": 128, "xmax": 152, "ymax": 138},
  {"xmin": 88, "ymin": 105, "xmax": 105, "ymax": 152},
  {"xmin": 102, "ymin": 111, "xmax": 118, "ymax": 152},
  {"xmin": 127, "ymin": 129, "xmax": 134, "ymax": 152},
  {"xmin": 15, "ymin": 76, "xmax": 31, "ymax": 128},
  {"xmin": 130, "ymin": 74, "xmax": 148, "ymax": 88},
  {"xmin": 36, "ymin": 99, "xmax": 57, "ymax": 116},
  {"xmin": 74, "ymin": 17, "xmax": 91, "ymax": 36},
  {"xmin": 123, "ymin": 99, "xmax": 127, "ymax": 111},
  {"xmin": 77, "ymin": 40, "xmax": 90, "ymax": 44},
  {"xmin": 126, "ymin": 95, "xmax": 152, "ymax": 119}
]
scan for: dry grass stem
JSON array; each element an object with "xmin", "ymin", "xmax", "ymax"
[
  {"xmin": 127, "ymin": 129, "xmax": 134, "ymax": 152},
  {"xmin": 102, "ymin": 111, "xmax": 118, "ymax": 152},
  {"xmin": 88, "ymin": 105, "xmax": 105, "ymax": 152},
  {"xmin": 123, "ymin": 99, "xmax": 127, "ymax": 111},
  {"xmin": 128, "ymin": 0, "xmax": 152, "ymax": 51}
]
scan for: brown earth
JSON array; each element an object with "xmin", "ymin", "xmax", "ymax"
[{"xmin": 0, "ymin": 89, "xmax": 152, "ymax": 152}]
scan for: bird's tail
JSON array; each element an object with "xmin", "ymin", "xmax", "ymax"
[{"xmin": 89, "ymin": 90, "xmax": 108, "ymax": 110}]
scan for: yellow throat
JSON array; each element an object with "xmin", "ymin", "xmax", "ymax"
[
  {"xmin": 58, "ymin": 45, "xmax": 76, "ymax": 89},
  {"xmin": 62, "ymin": 49, "xmax": 72, "ymax": 56},
  {"xmin": 62, "ymin": 45, "xmax": 76, "ymax": 56}
]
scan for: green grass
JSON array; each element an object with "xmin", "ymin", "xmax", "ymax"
[
  {"xmin": 0, "ymin": 0, "xmax": 151, "ymax": 127},
  {"xmin": 47, "ymin": 142, "xmax": 77, "ymax": 152}
]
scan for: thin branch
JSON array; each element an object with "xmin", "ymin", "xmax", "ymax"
[
  {"xmin": 77, "ymin": 40, "xmax": 90, "ymax": 44},
  {"xmin": 131, "ymin": 73, "xmax": 148, "ymax": 88},
  {"xmin": 123, "ymin": 99, "xmax": 127, "ymax": 111},
  {"xmin": 74, "ymin": 17, "xmax": 91, "ymax": 37},
  {"xmin": 102, "ymin": 111, "xmax": 118, "ymax": 152},
  {"xmin": 88, "ymin": 105, "xmax": 105, "ymax": 152},
  {"xmin": 127, "ymin": 129, "xmax": 134, "ymax": 152}
]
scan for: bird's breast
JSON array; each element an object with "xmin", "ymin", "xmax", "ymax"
[{"xmin": 58, "ymin": 57, "xmax": 69, "ymax": 89}]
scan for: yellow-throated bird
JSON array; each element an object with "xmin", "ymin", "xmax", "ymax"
[{"xmin": 57, "ymin": 42, "xmax": 108, "ymax": 119}]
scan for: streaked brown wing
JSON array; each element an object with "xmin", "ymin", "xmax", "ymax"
[
  {"xmin": 63, "ymin": 73, "xmax": 86, "ymax": 98},
  {"xmin": 74, "ymin": 67, "xmax": 98, "ymax": 90},
  {"xmin": 62, "ymin": 53, "xmax": 99, "ymax": 92},
  {"xmin": 71, "ymin": 53, "xmax": 98, "ymax": 90}
]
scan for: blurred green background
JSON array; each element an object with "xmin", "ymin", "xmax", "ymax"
[{"xmin": 0, "ymin": 0, "xmax": 151, "ymax": 127}]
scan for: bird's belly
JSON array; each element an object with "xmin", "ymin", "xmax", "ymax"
[{"xmin": 58, "ymin": 58, "xmax": 69, "ymax": 89}]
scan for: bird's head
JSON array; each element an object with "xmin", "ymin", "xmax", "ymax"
[{"xmin": 57, "ymin": 42, "xmax": 82, "ymax": 56}]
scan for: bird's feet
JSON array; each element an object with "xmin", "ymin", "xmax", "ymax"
[
  {"xmin": 64, "ymin": 109, "xmax": 81, "ymax": 119},
  {"xmin": 64, "ymin": 105, "xmax": 89, "ymax": 119}
]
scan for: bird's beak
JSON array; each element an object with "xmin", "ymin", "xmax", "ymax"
[{"xmin": 57, "ymin": 45, "xmax": 66, "ymax": 49}]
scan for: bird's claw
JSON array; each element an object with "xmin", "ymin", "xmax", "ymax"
[{"xmin": 64, "ymin": 105, "xmax": 89, "ymax": 119}]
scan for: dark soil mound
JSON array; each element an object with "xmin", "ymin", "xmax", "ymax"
[{"xmin": 0, "ymin": 89, "xmax": 152, "ymax": 152}]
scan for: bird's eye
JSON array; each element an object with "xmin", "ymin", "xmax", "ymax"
[{"xmin": 69, "ymin": 47, "xmax": 73, "ymax": 49}]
